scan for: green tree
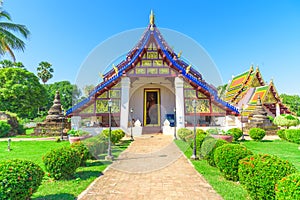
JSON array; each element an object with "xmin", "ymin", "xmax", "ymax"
[
  {"xmin": 217, "ymin": 84, "xmax": 227, "ymax": 98},
  {"xmin": 83, "ymin": 84, "xmax": 95, "ymax": 97},
  {"xmin": 37, "ymin": 61, "xmax": 54, "ymax": 84},
  {"xmin": 273, "ymin": 114, "xmax": 300, "ymax": 129},
  {"xmin": 44, "ymin": 81, "xmax": 81, "ymax": 112},
  {"xmin": 0, "ymin": 10, "xmax": 30, "ymax": 61},
  {"xmin": 0, "ymin": 68, "xmax": 47, "ymax": 118},
  {"xmin": 0, "ymin": 59, "xmax": 25, "ymax": 69},
  {"xmin": 280, "ymin": 94, "xmax": 300, "ymax": 116}
]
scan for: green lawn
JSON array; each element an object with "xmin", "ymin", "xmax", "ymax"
[
  {"xmin": 241, "ymin": 139, "xmax": 300, "ymax": 170},
  {"xmin": 0, "ymin": 139, "xmax": 131, "ymax": 199}
]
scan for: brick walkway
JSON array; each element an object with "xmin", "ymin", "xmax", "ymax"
[{"xmin": 78, "ymin": 134, "xmax": 222, "ymax": 200}]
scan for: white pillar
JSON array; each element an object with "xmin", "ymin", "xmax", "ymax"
[
  {"xmin": 276, "ymin": 103, "xmax": 280, "ymax": 116},
  {"xmin": 175, "ymin": 77, "xmax": 185, "ymax": 128},
  {"xmin": 120, "ymin": 77, "xmax": 130, "ymax": 133}
]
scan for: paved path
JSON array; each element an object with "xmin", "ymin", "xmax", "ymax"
[{"xmin": 78, "ymin": 134, "xmax": 222, "ymax": 200}]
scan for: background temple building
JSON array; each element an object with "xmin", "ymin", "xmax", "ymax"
[
  {"xmin": 66, "ymin": 12, "xmax": 241, "ymax": 135},
  {"xmin": 224, "ymin": 66, "xmax": 290, "ymax": 118}
]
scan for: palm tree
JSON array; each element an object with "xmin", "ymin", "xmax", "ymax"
[
  {"xmin": 0, "ymin": 10, "xmax": 30, "ymax": 61},
  {"xmin": 37, "ymin": 61, "xmax": 54, "ymax": 84}
]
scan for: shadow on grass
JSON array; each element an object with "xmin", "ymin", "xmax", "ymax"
[
  {"xmin": 33, "ymin": 193, "xmax": 76, "ymax": 200},
  {"xmin": 75, "ymin": 170, "xmax": 103, "ymax": 180},
  {"xmin": 85, "ymin": 160, "xmax": 111, "ymax": 167},
  {"xmin": 239, "ymin": 140, "xmax": 273, "ymax": 143}
]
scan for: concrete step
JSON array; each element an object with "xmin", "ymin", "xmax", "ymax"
[{"xmin": 142, "ymin": 126, "xmax": 161, "ymax": 134}]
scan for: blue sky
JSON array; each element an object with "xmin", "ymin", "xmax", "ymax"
[{"xmin": 3, "ymin": 0, "xmax": 300, "ymax": 95}]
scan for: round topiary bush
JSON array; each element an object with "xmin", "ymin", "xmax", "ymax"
[
  {"xmin": 277, "ymin": 129, "xmax": 286, "ymax": 140},
  {"xmin": 43, "ymin": 146, "xmax": 81, "ymax": 180},
  {"xmin": 200, "ymin": 137, "xmax": 227, "ymax": 166},
  {"xmin": 226, "ymin": 128, "xmax": 243, "ymax": 141},
  {"xmin": 249, "ymin": 127, "xmax": 266, "ymax": 141},
  {"xmin": 102, "ymin": 129, "xmax": 125, "ymax": 144},
  {"xmin": 238, "ymin": 154, "xmax": 297, "ymax": 200},
  {"xmin": 275, "ymin": 172, "xmax": 300, "ymax": 199},
  {"xmin": 70, "ymin": 142, "xmax": 90, "ymax": 166},
  {"xmin": 0, "ymin": 159, "xmax": 44, "ymax": 200},
  {"xmin": 190, "ymin": 129, "xmax": 207, "ymax": 155},
  {"xmin": 83, "ymin": 134, "xmax": 108, "ymax": 159},
  {"xmin": 214, "ymin": 144, "xmax": 253, "ymax": 181},
  {"xmin": 285, "ymin": 129, "xmax": 300, "ymax": 144},
  {"xmin": 206, "ymin": 128, "xmax": 219, "ymax": 135},
  {"xmin": 177, "ymin": 128, "xmax": 193, "ymax": 141},
  {"xmin": 0, "ymin": 120, "xmax": 11, "ymax": 138}
]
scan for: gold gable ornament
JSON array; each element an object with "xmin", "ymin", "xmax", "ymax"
[
  {"xmin": 186, "ymin": 65, "xmax": 191, "ymax": 74},
  {"xmin": 113, "ymin": 64, "xmax": 118, "ymax": 74},
  {"xmin": 149, "ymin": 10, "xmax": 155, "ymax": 31}
]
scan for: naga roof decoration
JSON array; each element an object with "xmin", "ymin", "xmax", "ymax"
[{"xmin": 67, "ymin": 12, "xmax": 239, "ymax": 116}]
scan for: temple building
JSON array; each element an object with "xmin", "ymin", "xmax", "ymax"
[
  {"xmin": 67, "ymin": 11, "xmax": 239, "ymax": 135},
  {"xmin": 224, "ymin": 65, "xmax": 290, "ymax": 118}
]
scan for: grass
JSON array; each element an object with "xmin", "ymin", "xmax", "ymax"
[
  {"xmin": 0, "ymin": 139, "xmax": 131, "ymax": 199},
  {"xmin": 241, "ymin": 139, "xmax": 300, "ymax": 170},
  {"xmin": 175, "ymin": 140, "xmax": 249, "ymax": 200}
]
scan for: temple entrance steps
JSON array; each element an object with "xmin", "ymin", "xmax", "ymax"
[{"xmin": 142, "ymin": 126, "xmax": 161, "ymax": 134}]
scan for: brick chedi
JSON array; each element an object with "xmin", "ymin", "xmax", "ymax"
[
  {"xmin": 34, "ymin": 91, "xmax": 70, "ymax": 136},
  {"xmin": 248, "ymin": 95, "xmax": 272, "ymax": 128},
  {"xmin": 46, "ymin": 91, "xmax": 63, "ymax": 121}
]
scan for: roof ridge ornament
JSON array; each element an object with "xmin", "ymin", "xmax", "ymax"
[{"xmin": 149, "ymin": 10, "xmax": 155, "ymax": 30}]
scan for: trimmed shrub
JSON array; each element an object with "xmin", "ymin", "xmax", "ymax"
[
  {"xmin": 43, "ymin": 146, "xmax": 81, "ymax": 180},
  {"xmin": 227, "ymin": 128, "xmax": 243, "ymax": 141},
  {"xmin": 70, "ymin": 142, "xmax": 90, "ymax": 166},
  {"xmin": 285, "ymin": 129, "xmax": 300, "ymax": 144},
  {"xmin": 206, "ymin": 128, "xmax": 219, "ymax": 135},
  {"xmin": 249, "ymin": 127, "xmax": 266, "ymax": 141},
  {"xmin": 214, "ymin": 144, "xmax": 253, "ymax": 181},
  {"xmin": 114, "ymin": 129, "xmax": 125, "ymax": 141},
  {"xmin": 102, "ymin": 129, "xmax": 125, "ymax": 144},
  {"xmin": 83, "ymin": 134, "xmax": 108, "ymax": 159},
  {"xmin": 0, "ymin": 159, "xmax": 44, "ymax": 200},
  {"xmin": 200, "ymin": 137, "xmax": 227, "ymax": 166},
  {"xmin": 238, "ymin": 154, "xmax": 297, "ymax": 200},
  {"xmin": 190, "ymin": 129, "xmax": 207, "ymax": 155},
  {"xmin": 0, "ymin": 120, "xmax": 11, "ymax": 138},
  {"xmin": 177, "ymin": 128, "xmax": 193, "ymax": 141},
  {"xmin": 275, "ymin": 172, "xmax": 300, "ymax": 199},
  {"xmin": 274, "ymin": 114, "xmax": 300, "ymax": 129},
  {"xmin": 277, "ymin": 129, "xmax": 286, "ymax": 140}
]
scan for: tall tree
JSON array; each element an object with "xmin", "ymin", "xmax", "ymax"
[
  {"xmin": 83, "ymin": 84, "xmax": 95, "ymax": 97},
  {"xmin": 44, "ymin": 81, "xmax": 81, "ymax": 112},
  {"xmin": 0, "ymin": 68, "xmax": 47, "ymax": 118},
  {"xmin": 0, "ymin": 59, "xmax": 25, "ymax": 69},
  {"xmin": 0, "ymin": 10, "xmax": 30, "ymax": 61},
  {"xmin": 37, "ymin": 61, "xmax": 54, "ymax": 84},
  {"xmin": 280, "ymin": 94, "xmax": 300, "ymax": 116}
]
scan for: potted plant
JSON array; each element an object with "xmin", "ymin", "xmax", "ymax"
[
  {"xmin": 68, "ymin": 129, "xmax": 91, "ymax": 143},
  {"xmin": 208, "ymin": 128, "xmax": 233, "ymax": 143}
]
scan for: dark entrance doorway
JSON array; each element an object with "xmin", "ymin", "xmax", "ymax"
[{"xmin": 144, "ymin": 89, "xmax": 160, "ymax": 126}]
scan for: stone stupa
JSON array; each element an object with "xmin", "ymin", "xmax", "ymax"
[
  {"xmin": 34, "ymin": 91, "xmax": 70, "ymax": 136},
  {"xmin": 46, "ymin": 91, "xmax": 63, "ymax": 122},
  {"xmin": 248, "ymin": 95, "xmax": 272, "ymax": 128}
]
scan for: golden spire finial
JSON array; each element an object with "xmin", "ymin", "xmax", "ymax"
[{"xmin": 149, "ymin": 10, "xmax": 155, "ymax": 25}]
